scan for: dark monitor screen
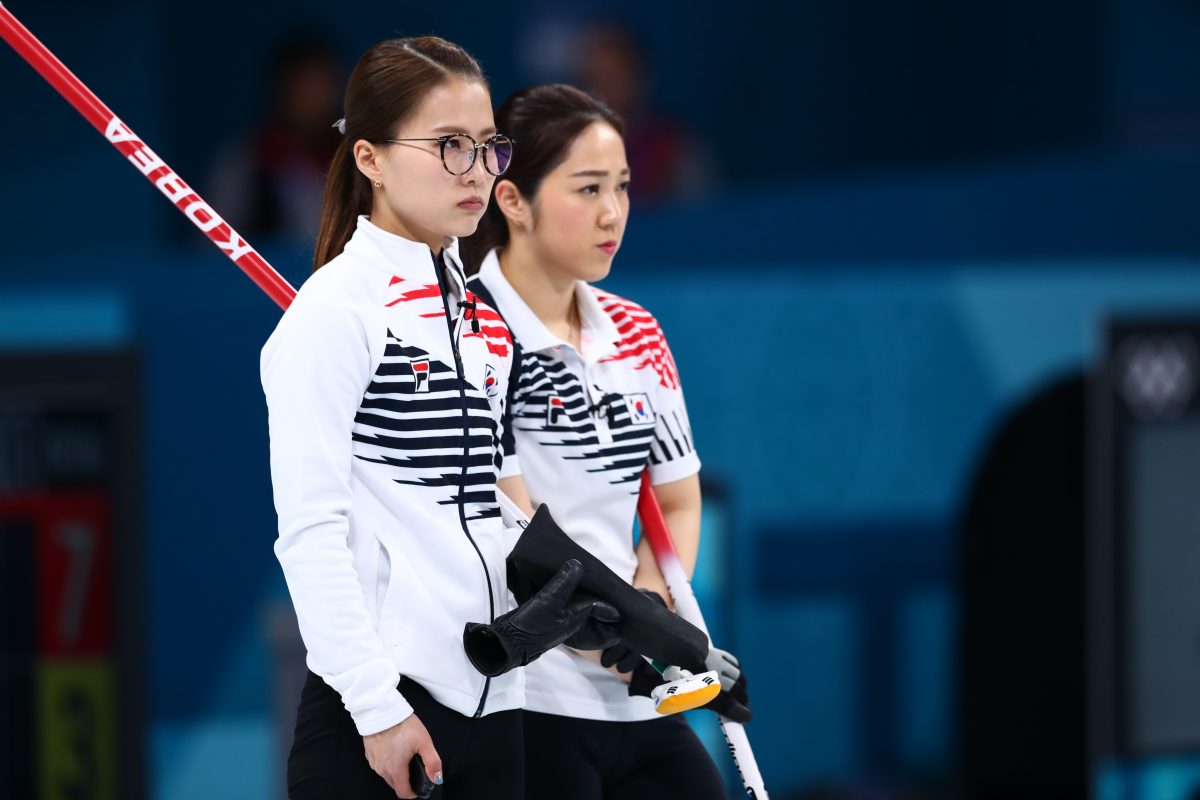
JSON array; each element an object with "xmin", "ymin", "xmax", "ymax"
[{"xmin": 1125, "ymin": 420, "xmax": 1200, "ymax": 751}]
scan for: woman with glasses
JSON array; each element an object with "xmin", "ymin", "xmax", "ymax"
[
  {"xmin": 261, "ymin": 41, "xmax": 615, "ymax": 800},
  {"xmin": 462, "ymin": 84, "xmax": 750, "ymax": 800}
]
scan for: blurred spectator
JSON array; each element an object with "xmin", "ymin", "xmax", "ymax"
[
  {"xmin": 577, "ymin": 21, "xmax": 717, "ymax": 204},
  {"xmin": 208, "ymin": 32, "xmax": 343, "ymax": 240},
  {"xmin": 958, "ymin": 374, "xmax": 1087, "ymax": 800}
]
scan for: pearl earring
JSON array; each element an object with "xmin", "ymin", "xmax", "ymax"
[{"xmin": 374, "ymin": 180, "xmax": 382, "ymax": 188}]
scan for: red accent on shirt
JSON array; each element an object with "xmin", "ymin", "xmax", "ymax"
[
  {"xmin": 463, "ymin": 292, "xmax": 513, "ymax": 358},
  {"xmin": 593, "ymin": 291, "xmax": 679, "ymax": 390},
  {"xmin": 385, "ymin": 284, "xmax": 442, "ymax": 307}
]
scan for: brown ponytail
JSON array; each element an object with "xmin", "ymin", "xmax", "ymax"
[
  {"xmin": 313, "ymin": 37, "xmax": 485, "ymax": 270},
  {"xmin": 460, "ymin": 84, "xmax": 623, "ymax": 275}
]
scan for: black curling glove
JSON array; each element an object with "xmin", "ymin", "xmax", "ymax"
[
  {"xmin": 603, "ymin": 646, "xmax": 664, "ymax": 701},
  {"xmin": 463, "ymin": 559, "xmax": 620, "ymax": 677},
  {"xmin": 598, "ymin": 589, "xmax": 669, "ymax": 675},
  {"xmin": 563, "ymin": 590, "xmax": 622, "ymax": 651},
  {"xmin": 599, "ymin": 589, "xmax": 669, "ymax": 699},
  {"xmin": 614, "ymin": 645, "xmax": 752, "ymax": 722},
  {"xmin": 565, "ymin": 588, "xmax": 659, "ymax": 653},
  {"xmin": 600, "ymin": 589, "xmax": 753, "ymax": 723}
]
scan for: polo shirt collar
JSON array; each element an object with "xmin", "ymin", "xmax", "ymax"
[{"xmin": 478, "ymin": 249, "xmax": 619, "ymax": 362}]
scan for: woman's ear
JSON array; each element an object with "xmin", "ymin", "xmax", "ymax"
[
  {"xmin": 493, "ymin": 180, "xmax": 531, "ymax": 231},
  {"xmin": 353, "ymin": 139, "xmax": 383, "ymax": 185}
]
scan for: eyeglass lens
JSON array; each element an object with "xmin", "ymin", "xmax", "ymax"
[{"xmin": 442, "ymin": 135, "xmax": 513, "ymax": 176}]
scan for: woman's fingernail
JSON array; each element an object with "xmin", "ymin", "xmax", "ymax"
[{"xmin": 434, "ymin": 773, "xmax": 444, "ymax": 785}]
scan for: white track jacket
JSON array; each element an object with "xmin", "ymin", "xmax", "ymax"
[{"xmin": 261, "ymin": 217, "xmax": 520, "ymax": 735}]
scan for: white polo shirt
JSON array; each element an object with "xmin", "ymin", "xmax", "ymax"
[{"xmin": 471, "ymin": 250, "xmax": 701, "ymax": 722}]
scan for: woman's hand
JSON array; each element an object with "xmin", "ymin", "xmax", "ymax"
[{"xmin": 362, "ymin": 713, "xmax": 443, "ymax": 798}]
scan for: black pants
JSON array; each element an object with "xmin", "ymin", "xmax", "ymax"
[
  {"xmin": 523, "ymin": 710, "xmax": 728, "ymax": 800},
  {"xmin": 288, "ymin": 670, "xmax": 524, "ymax": 800}
]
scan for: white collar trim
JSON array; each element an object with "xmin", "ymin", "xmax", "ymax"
[{"xmin": 478, "ymin": 250, "xmax": 619, "ymax": 361}]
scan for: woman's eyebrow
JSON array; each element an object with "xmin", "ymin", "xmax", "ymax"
[
  {"xmin": 570, "ymin": 167, "xmax": 631, "ymax": 178},
  {"xmin": 430, "ymin": 124, "xmax": 498, "ymax": 137}
]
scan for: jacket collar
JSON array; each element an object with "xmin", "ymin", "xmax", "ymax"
[
  {"xmin": 477, "ymin": 249, "xmax": 619, "ymax": 362},
  {"xmin": 345, "ymin": 215, "xmax": 467, "ymax": 304}
]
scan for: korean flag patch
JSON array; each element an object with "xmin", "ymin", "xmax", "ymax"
[
  {"xmin": 483, "ymin": 364, "xmax": 499, "ymax": 398},
  {"xmin": 623, "ymin": 393, "xmax": 655, "ymax": 426},
  {"xmin": 411, "ymin": 358, "xmax": 431, "ymax": 393}
]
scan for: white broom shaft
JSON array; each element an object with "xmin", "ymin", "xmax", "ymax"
[{"xmin": 637, "ymin": 473, "xmax": 770, "ymax": 799}]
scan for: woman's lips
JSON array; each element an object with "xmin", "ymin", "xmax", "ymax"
[
  {"xmin": 458, "ymin": 197, "xmax": 484, "ymax": 211},
  {"xmin": 598, "ymin": 241, "xmax": 617, "ymax": 255}
]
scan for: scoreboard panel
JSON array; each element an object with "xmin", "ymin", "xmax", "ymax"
[{"xmin": 0, "ymin": 352, "xmax": 141, "ymax": 800}]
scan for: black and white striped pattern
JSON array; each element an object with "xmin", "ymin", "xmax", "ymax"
[
  {"xmin": 511, "ymin": 351, "xmax": 658, "ymax": 492},
  {"xmin": 648, "ymin": 408, "xmax": 695, "ymax": 469},
  {"xmin": 352, "ymin": 330, "xmax": 501, "ymax": 520}
]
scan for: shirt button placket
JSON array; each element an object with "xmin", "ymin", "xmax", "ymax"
[{"xmin": 584, "ymin": 360, "xmax": 615, "ymax": 445}]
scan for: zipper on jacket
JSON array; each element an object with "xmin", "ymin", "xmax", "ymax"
[{"xmin": 433, "ymin": 252, "xmax": 495, "ymax": 718}]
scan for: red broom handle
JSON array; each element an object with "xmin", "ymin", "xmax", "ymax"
[{"xmin": 0, "ymin": 3, "xmax": 297, "ymax": 311}]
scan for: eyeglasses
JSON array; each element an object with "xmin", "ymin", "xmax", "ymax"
[{"xmin": 382, "ymin": 133, "xmax": 515, "ymax": 176}]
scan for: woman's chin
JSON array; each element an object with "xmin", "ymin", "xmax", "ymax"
[
  {"xmin": 581, "ymin": 260, "xmax": 613, "ymax": 284},
  {"xmin": 446, "ymin": 216, "xmax": 484, "ymax": 239}
]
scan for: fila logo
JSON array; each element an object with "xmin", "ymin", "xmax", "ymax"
[
  {"xmin": 411, "ymin": 358, "xmax": 431, "ymax": 393},
  {"xmin": 546, "ymin": 394, "xmax": 566, "ymax": 427},
  {"xmin": 483, "ymin": 364, "xmax": 499, "ymax": 398},
  {"xmin": 623, "ymin": 393, "xmax": 656, "ymax": 426}
]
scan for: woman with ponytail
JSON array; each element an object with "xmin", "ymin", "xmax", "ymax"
[
  {"xmin": 261, "ymin": 42, "xmax": 615, "ymax": 799},
  {"xmin": 463, "ymin": 84, "xmax": 750, "ymax": 800}
]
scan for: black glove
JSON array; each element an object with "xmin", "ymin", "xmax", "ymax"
[
  {"xmin": 600, "ymin": 642, "xmax": 646, "ymax": 674},
  {"xmin": 704, "ymin": 647, "xmax": 752, "ymax": 723},
  {"xmin": 605, "ymin": 646, "xmax": 664, "ymax": 700},
  {"xmin": 599, "ymin": 589, "xmax": 667, "ymax": 698},
  {"xmin": 563, "ymin": 590, "xmax": 622, "ymax": 651},
  {"xmin": 627, "ymin": 659, "xmax": 665, "ymax": 699},
  {"xmin": 463, "ymin": 559, "xmax": 619, "ymax": 677},
  {"xmin": 638, "ymin": 589, "xmax": 668, "ymax": 610},
  {"xmin": 596, "ymin": 589, "xmax": 667, "ymax": 669},
  {"xmin": 609, "ymin": 639, "xmax": 752, "ymax": 722},
  {"xmin": 507, "ymin": 506, "xmax": 709, "ymax": 669}
]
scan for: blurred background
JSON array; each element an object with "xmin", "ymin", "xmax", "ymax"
[{"xmin": 3, "ymin": 0, "xmax": 1200, "ymax": 798}]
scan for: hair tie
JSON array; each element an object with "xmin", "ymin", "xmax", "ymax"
[{"xmin": 332, "ymin": 118, "xmax": 347, "ymax": 135}]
